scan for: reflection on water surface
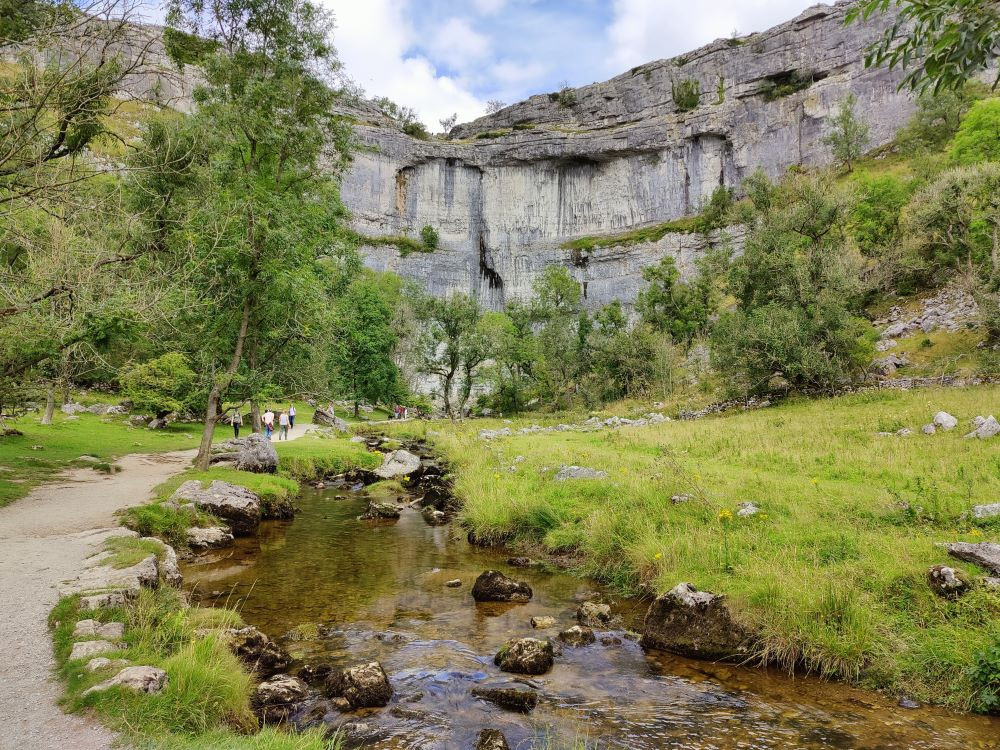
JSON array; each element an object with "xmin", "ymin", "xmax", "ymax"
[{"xmin": 181, "ymin": 486, "xmax": 1000, "ymax": 749}]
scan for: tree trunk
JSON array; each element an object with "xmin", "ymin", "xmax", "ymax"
[
  {"xmin": 41, "ymin": 385, "xmax": 55, "ymax": 425},
  {"xmin": 195, "ymin": 297, "xmax": 252, "ymax": 470},
  {"xmin": 250, "ymin": 401, "xmax": 262, "ymax": 433}
]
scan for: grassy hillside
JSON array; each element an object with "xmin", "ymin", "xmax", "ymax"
[{"xmin": 387, "ymin": 386, "xmax": 1000, "ymax": 709}]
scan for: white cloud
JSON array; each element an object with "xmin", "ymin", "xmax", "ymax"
[
  {"xmin": 428, "ymin": 17, "xmax": 492, "ymax": 69},
  {"xmin": 607, "ymin": 0, "xmax": 816, "ymax": 72},
  {"xmin": 322, "ymin": 0, "xmax": 486, "ymax": 127},
  {"xmin": 472, "ymin": 0, "xmax": 506, "ymax": 15}
]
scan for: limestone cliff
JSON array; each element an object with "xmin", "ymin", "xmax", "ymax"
[{"xmin": 346, "ymin": 1, "xmax": 913, "ymax": 310}]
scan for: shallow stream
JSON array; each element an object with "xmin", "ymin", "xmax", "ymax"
[{"xmin": 181, "ymin": 483, "xmax": 1000, "ymax": 749}]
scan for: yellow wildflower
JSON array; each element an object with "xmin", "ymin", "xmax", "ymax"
[
  {"xmin": 811, "ymin": 478, "xmax": 819, "ymax": 486},
  {"xmin": 654, "ymin": 552, "xmax": 663, "ymax": 560},
  {"xmin": 493, "ymin": 473, "xmax": 501, "ymax": 480},
  {"xmin": 718, "ymin": 509, "xmax": 733, "ymax": 522}
]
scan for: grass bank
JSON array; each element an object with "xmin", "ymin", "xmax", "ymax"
[
  {"xmin": 51, "ymin": 585, "xmax": 335, "ymax": 750},
  {"xmin": 386, "ymin": 386, "xmax": 1000, "ymax": 710}
]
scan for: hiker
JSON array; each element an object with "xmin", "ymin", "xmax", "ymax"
[
  {"xmin": 288, "ymin": 403, "xmax": 296, "ymax": 429},
  {"xmin": 262, "ymin": 408, "xmax": 275, "ymax": 440},
  {"xmin": 232, "ymin": 409, "xmax": 243, "ymax": 439},
  {"xmin": 278, "ymin": 410, "xmax": 290, "ymax": 440}
]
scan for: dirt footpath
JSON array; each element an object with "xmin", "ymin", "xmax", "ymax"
[{"xmin": 0, "ymin": 450, "xmax": 194, "ymax": 750}]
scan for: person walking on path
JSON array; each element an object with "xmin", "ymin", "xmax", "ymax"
[
  {"xmin": 262, "ymin": 408, "xmax": 275, "ymax": 440},
  {"xmin": 288, "ymin": 403, "xmax": 296, "ymax": 429},
  {"xmin": 278, "ymin": 410, "xmax": 290, "ymax": 440},
  {"xmin": 232, "ymin": 409, "xmax": 243, "ymax": 439}
]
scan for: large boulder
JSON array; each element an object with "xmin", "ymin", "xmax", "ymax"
[
  {"xmin": 253, "ymin": 674, "xmax": 309, "ymax": 723},
  {"xmin": 495, "ymin": 638, "xmax": 554, "ymax": 675},
  {"xmin": 234, "ymin": 433, "xmax": 279, "ymax": 473},
  {"xmin": 640, "ymin": 582, "xmax": 754, "ymax": 661},
  {"xmin": 61, "ymin": 402, "xmax": 87, "ymax": 415},
  {"xmin": 475, "ymin": 730, "xmax": 511, "ymax": 750},
  {"xmin": 471, "ymin": 685, "xmax": 538, "ymax": 713},
  {"xmin": 186, "ymin": 526, "xmax": 235, "ymax": 550},
  {"xmin": 947, "ymin": 542, "xmax": 1000, "ymax": 576},
  {"xmin": 965, "ymin": 415, "xmax": 1000, "ymax": 440},
  {"xmin": 973, "ymin": 504, "xmax": 1000, "ymax": 520},
  {"xmin": 927, "ymin": 564, "xmax": 970, "ymax": 598},
  {"xmin": 577, "ymin": 601, "xmax": 612, "ymax": 626},
  {"xmin": 472, "ymin": 571, "xmax": 532, "ymax": 603},
  {"xmin": 222, "ymin": 626, "xmax": 291, "ymax": 676},
  {"xmin": 59, "ymin": 549, "xmax": 159, "ymax": 599},
  {"xmin": 933, "ymin": 411, "xmax": 958, "ymax": 430},
  {"xmin": 313, "ymin": 406, "xmax": 349, "ymax": 432},
  {"xmin": 82, "ymin": 666, "xmax": 167, "ymax": 697},
  {"xmin": 325, "ymin": 662, "xmax": 393, "ymax": 708},
  {"xmin": 374, "ymin": 449, "xmax": 421, "ymax": 479},
  {"xmin": 559, "ymin": 625, "xmax": 596, "ymax": 647},
  {"xmin": 172, "ymin": 480, "xmax": 261, "ymax": 536}
]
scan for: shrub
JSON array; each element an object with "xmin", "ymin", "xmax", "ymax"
[
  {"xmin": 475, "ymin": 130, "xmax": 508, "ymax": 139},
  {"xmin": 970, "ymin": 639, "xmax": 1000, "ymax": 713},
  {"xmin": 402, "ymin": 121, "xmax": 429, "ymax": 140},
  {"xmin": 419, "ymin": 224, "xmax": 439, "ymax": 250},
  {"xmin": 120, "ymin": 353, "xmax": 196, "ymax": 419},
  {"xmin": 950, "ymin": 97, "xmax": 1000, "ymax": 165},
  {"xmin": 759, "ymin": 70, "xmax": 815, "ymax": 101},
  {"xmin": 849, "ymin": 174, "xmax": 914, "ymax": 256},
  {"xmin": 671, "ymin": 78, "xmax": 700, "ymax": 111}
]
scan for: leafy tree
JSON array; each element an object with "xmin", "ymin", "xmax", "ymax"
[
  {"xmin": 711, "ymin": 172, "xmax": 873, "ymax": 395},
  {"xmin": 414, "ymin": 293, "xmax": 483, "ymax": 419},
  {"xmin": 486, "ymin": 301, "xmax": 536, "ymax": 414},
  {"xmin": 848, "ymin": 0, "xmax": 1000, "ymax": 94},
  {"xmin": 420, "ymin": 225, "xmax": 439, "ymax": 250},
  {"xmin": 584, "ymin": 302, "xmax": 656, "ymax": 402},
  {"xmin": 849, "ymin": 174, "xmax": 914, "ymax": 256},
  {"xmin": 120, "ymin": 353, "xmax": 196, "ymax": 419},
  {"xmin": 896, "ymin": 84, "xmax": 988, "ymax": 153},
  {"xmin": 160, "ymin": 0, "xmax": 354, "ymax": 469},
  {"xmin": 636, "ymin": 256, "xmax": 713, "ymax": 345},
  {"xmin": 950, "ymin": 98, "xmax": 1000, "ymax": 165},
  {"xmin": 329, "ymin": 280, "xmax": 400, "ymax": 417},
  {"xmin": 530, "ymin": 267, "xmax": 583, "ymax": 409},
  {"xmin": 823, "ymin": 94, "xmax": 870, "ymax": 172}
]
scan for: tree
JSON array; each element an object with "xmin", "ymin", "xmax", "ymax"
[
  {"xmin": 895, "ymin": 84, "xmax": 988, "ymax": 153},
  {"xmin": 636, "ymin": 256, "xmax": 713, "ymax": 345},
  {"xmin": 120, "ymin": 352, "xmax": 196, "ymax": 419},
  {"xmin": 530, "ymin": 266, "xmax": 584, "ymax": 409},
  {"xmin": 849, "ymin": 174, "xmax": 914, "ymax": 257},
  {"xmin": 710, "ymin": 172, "xmax": 873, "ymax": 395},
  {"xmin": 950, "ymin": 98, "xmax": 1000, "ymax": 165},
  {"xmin": 585, "ymin": 302, "xmax": 656, "ymax": 402},
  {"xmin": 438, "ymin": 113, "xmax": 457, "ymax": 133},
  {"xmin": 161, "ymin": 0, "xmax": 353, "ymax": 469},
  {"xmin": 848, "ymin": 0, "xmax": 1000, "ymax": 94},
  {"xmin": 329, "ymin": 280, "xmax": 400, "ymax": 417},
  {"xmin": 414, "ymin": 293, "xmax": 482, "ymax": 420},
  {"xmin": 485, "ymin": 99, "xmax": 505, "ymax": 115},
  {"xmin": 823, "ymin": 94, "xmax": 870, "ymax": 172}
]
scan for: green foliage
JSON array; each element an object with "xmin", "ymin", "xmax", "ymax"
[
  {"xmin": 823, "ymin": 94, "xmax": 870, "ymax": 172},
  {"xmin": 121, "ymin": 353, "xmax": 197, "ymax": 419},
  {"xmin": 950, "ymin": 98, "xmax": 1000, "ymax": 164},
  {"xmin": 970, "ymin": 639, "xmax": 1000, "ymax": 712},
  {"xmin": 419, "ymin": 224, "xmax": 439, "ymax": 250},
  {"xmin": 475, "ymin": 130, "xmax": 509, "ymax": 139},
  {"xmin": 329, "ymin": 279, "xmax": 400, "ymax": 415},
  {"xmin": 103, "ymin": 536, "xmax": 165, "ymax": 568},
  {"xmin": 276, "ymin": 436, "xmax": 379, "ymax": 480},
  {"xmin": 119, "ymin": 503, "xmax": 214, "ymax": 549},
  {"xmin": 849, "ymin": 174, "xmax": 914, "ymax": 256},
  {"xmin": 759, "ymin": 70, "xmax": 815, "ymax": 101},
  {"xmin": 711, "ymin": 172, "xmax": 873, "ymax": 395},
  {"xmin": 671, "ymin": 78, "xmax": 700, "ymax": 111},
  {"xmin": 637, "ymin": 256, "xmax": 715, "ymax": 345},
  {"xmin": 549, "ymin": 83, "xmax": 576, "ymax": 108},
  {"xmin": 414, "ymin": 292, "xmax": 487, "ymax": 418},
  {"xmin": 895, "ymin": 84, "xmax": 988, "ymax": 154},
  {"xmin": 162, "ymin": 27, "xmax": 219, "ymax": 68},
  {"xmin": 402, "ymin": 121, "xmax": 429, "ymax": 139},
  {"xmin": 849, "ymin": 0, "xmax": 1000, "ymax": 93}
]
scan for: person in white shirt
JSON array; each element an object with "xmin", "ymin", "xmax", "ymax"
[
  {"xmin": 278, "ymin": 410, "xmax": 290, "ymax": 440},
  {"xmin": 262, "ymin": 409, "xmax": 275, "ymax": 440},
  {"xmin": 288, "ymin": 404, "xmax": 296, "ymax": 429}
]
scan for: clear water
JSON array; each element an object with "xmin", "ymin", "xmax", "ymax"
[{"xmin": 181, "ymin": 486, "xmax": 1000, "ymax": 749}]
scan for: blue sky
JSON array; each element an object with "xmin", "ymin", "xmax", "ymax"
[{"xmin": 138, "ymin": 0, "xmax": 821, "ymax": 129}]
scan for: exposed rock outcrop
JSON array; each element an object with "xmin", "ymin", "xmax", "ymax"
[
  {"xmin": 374, "ymin": 449, "xmax": 421, "ymax": 479},
  {"xmin": 171, "ymin": 480, "xmax": 262, "ymax": 535},
  {"xmin": 947, "ymin": 542, "xmax": 1000, "ymax": 576},
  {"xmin": 186, "ymin": 526, "xmax": 235, "ymax": 549},
  {"xmin": 222, "ymin": 626, "xmax": 292, "ymax": 676},
  {"xmin": 82, "ymin": 666, "xmax": 167, "ymax": 697},
  {"xmin": 641, "ymin": 582, "xmax": 755, "ymax": 661},
  {"xmin": 234, "ymin": 433, "xmax": 279, "ymax": 473},
  {"xmin": 494, "ymin": 637, "xmax": 554, "ymax": 675},
  {"xmin": 313, "ymin": 406, "xmax": 349, "ymax": 432},
  {"xmin": 472, "ymin": 571, "xmax": 532, "ymax": 603},
  {"xmin": 253, "ymin": 674, "xmax": 309, "ymax": 723},
  {"xmin": 325, "ymin": 662, "xmax": 393, "ymax": 708}
]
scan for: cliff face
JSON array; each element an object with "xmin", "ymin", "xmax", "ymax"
[{"xmin": 345, "ymin": 1, "xmax": 913, "ymax": 310}]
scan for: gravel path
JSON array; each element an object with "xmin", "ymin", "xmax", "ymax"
[
  {"xmin": 0, "ymin": 450, "xmax": 195, "ymax": 750},
  {"xmin": 0, "ymin": 423, "xmax": 317, "ymax": 750}
]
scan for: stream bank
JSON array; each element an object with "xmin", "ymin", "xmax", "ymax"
[{"xmin": 180, "ymin": 438, "xmax": 1000, "ymax": 749}]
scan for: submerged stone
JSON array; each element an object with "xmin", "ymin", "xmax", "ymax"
[{"xmin": 471, "ymin": 685, "xmax": 538, "ymax": 713}]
